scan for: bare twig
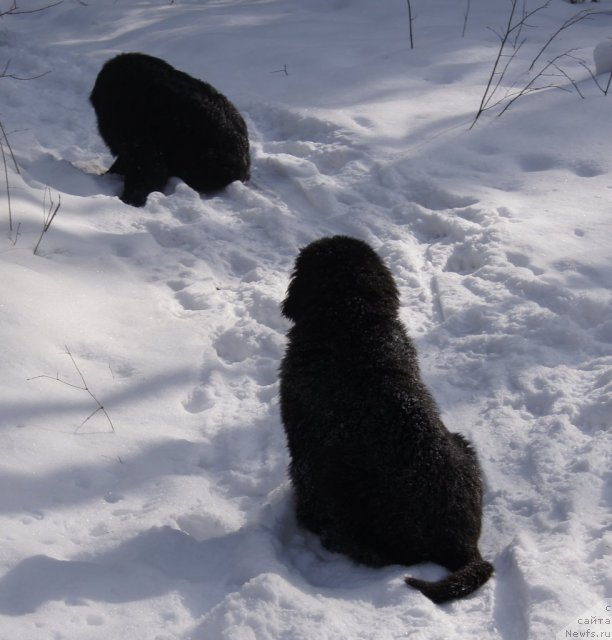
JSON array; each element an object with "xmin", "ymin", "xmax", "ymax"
[
  {"xmin": 603, "ymin": 68, "xmax": 612, "ymax": 95},
  {"xmin": 0, "ymin": 117, "xmax": 19, "ymax": 234},
  {"xmin": 1, "ymin": 58, "xmax": 50, "ymax": 81},
  {"xmin": 33, "ymin": 188, "xmax": 61, "ymax": 255},
  {"xmin": 471, "ymin": 0, "xmax": 596, "ymax": 127},
  {"xmin": 528, "ymin": 9, "xmax": 603, "ymax": 72},
  {"xmin": 0, "ymin": 1, "xmax": 18, "ymax": 18},
  {"xmin": 575, "ymin": 56, "xmax": 612, "ymax": 95},
  {"xmin": 407, "ymin": 0, "xmax": 414, "ymax": 50},
  {"xmin": 0, "ymin": 139, "xmax": 13, "ymax": 231},
  {"xmin": 0, "ymin": 72, "xmax": 22, "ymax": 234},
  {"xmin": 1, "ymin": 67, "xmax": 50, "ymax": 81},
  {"xmin": 0, "ymin": 119, "xmax": 19, "ymax": 174},
  {"xmin": 497, "ymin": 51, "xmax": 576, "ymax": 117},
  {"xmin": 10, "ymin": 221, "xmax": 21, "ymax": 245},
  {"xmin": 0, "ymin": 0, "xmax": 63, "ymax": 18},
  {"xmin": 490, "ymin": 39, "xmax": 525, "ymax": 101},
  {"xmin": 270, "ymin": 64, "xmax": 289, "ymax": 76},
  {"xmin": 551, "ymin": 61, "xmax": 585, "ymax": 98},
  {"xmin": 511, "ymin": 0, "xmax": 527, "ymax": 49},
  {"xmin": 0, "ymin": 3, "xmax": 60, "ymax": 236},
  {"xmin": 514, "ymin": 1, "xmax": 551, "ymax": 36},
  {"xmin": 462, "ymin": 0, "xmax": 471, "ymax": 38},
  {"xmin": 472, "ymin": 0, "xmax": 521, "ymax": 128},
  {"xmin": 472, "ymin": 47, "xmax": 581, "ymax": 121},
  {"xmin": 27, "ymin": 346, "xmax": 115, "ymax": 433},
  {"xmin": 509, "ymin": 0, "xmax": 550, "ymax": 50}
]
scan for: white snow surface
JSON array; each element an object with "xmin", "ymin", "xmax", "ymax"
[{"xmin": 0, "ymin": 1, "xmax": 610, "ymax": 638}]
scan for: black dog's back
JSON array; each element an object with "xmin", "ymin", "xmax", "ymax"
[
  {"xmin": 90, "ymin": 52, "xmax": 250, "ymax": 206},
  {"xmin": 279, "ymin": 236, "xmax": 493, "ymax": 603}
]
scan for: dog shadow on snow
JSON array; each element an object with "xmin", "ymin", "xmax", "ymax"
[
  {"xmin": 0, "ymin": 493, "xmax": 390, "ymax": 621},
  {"xmin": 0, "ymin": 525, "xmax": 254, "ymax": 617},
  {"xmin": 0, "ymin": 416, "xmax": 294, "ymax": 619},
  {"xmin": 22, "ymin": 153, "xmax": 121, "ymax": 199},
  {"xmin": 21, "ymin": 152, "xmax": 234, "ymax": 202}
]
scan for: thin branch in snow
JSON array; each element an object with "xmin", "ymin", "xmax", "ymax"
[
  {"xmin": 471, "ymin": 0, "xmax": 592, "ymax": 127},
  {"xmin": 0, "ymin": 117, "xmax": 19, "ymax": 234},
  {"xmin": 406, "ymin": 0, "xmax": 414, "ymax": 50},
  {"xmin": 462, "ymin": 0, "xmax": 471, "ymax": 38},
  {"xmin": 574, "ymin": 55, "xmax": 612, "ymax": 95},
  {"xmin": 10, "ymin": 221, "xmax": 21, "ymax": 245},
  {"xmin": 0, "ymin": 139, "xmax": 13, "ymax": 232},
  {"xmin": 33, "ymin": 188, "xmax": 61, "ymax": 255},
  {"xmin": 496, "ymin": 51, "xmax": 578, "ymax": 117},
  {"xmin": 27, "ymin": 346, "xmax": 116, "ymax": 433},
  {"xmin": 528, "ymin": 8, "xmax": 604, "ymax": 72},
  {"xmin": 0, "ymin": 119, "xmax": 19, "ymax": 175},
  {"xmin": 270, "ymin": 64, "xmax": 289, "ymax": 76},
  {"xmin": 511, "ymin": 0, "xmax": 527, "ymax": 49},
  {"xmin": 0, "ymin": 0, "xmax": 64, "ymax": 18},
  {"xmin": 551, "ymin": 61, "xmax": 585, "ymax": 98},
  {"xmin": 472, "ymin": 0, "xmax": 522, "ymax": 128},
  {"xmin": 1, "ymin": 58, "xmax": 50, "ymax": 81}
]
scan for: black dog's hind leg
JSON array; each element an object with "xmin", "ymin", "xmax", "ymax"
[{"xmin": 120, "ymin": 142, "xmax": 168, "ymax": 207}]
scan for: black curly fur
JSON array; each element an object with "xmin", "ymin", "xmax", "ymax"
[
  {"xmin": 279, "ymin": 235, "xmax": 493, "ymax": 604},
  {"xmin": 90, "ymin": 52, "xmax": 250, "ymax": 206}
]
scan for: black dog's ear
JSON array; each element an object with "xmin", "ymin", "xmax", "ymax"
[
  {"xmin": 281, "ymin": 265, "xmax": 318, "ymax": 322},
  {"xmin": 282, "ymin": 237, "xmax": 336, "ymax": 322},
  {"xmin": 282, "ymin": 235, "xmax": 400, "ymax": 323},
  {"xmin": 279, "ymin": 279, "xmax": 299, "ymax": 322}
]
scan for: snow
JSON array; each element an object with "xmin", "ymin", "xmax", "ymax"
[
  {"xmin": 594, "ymin": 38, "xmax": 612, "ymax": 75},
  {"xmin": 0, "ymin": 0, "xmax": 610, "ymax": 638}
]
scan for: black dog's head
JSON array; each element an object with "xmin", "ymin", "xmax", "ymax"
[{"xmin": 281, "ymin": 235, "xmax": 400, "ymax": 324}]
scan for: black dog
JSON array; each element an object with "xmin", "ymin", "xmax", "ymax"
[
  {"xmin": 90, "ymin": 52, "xmax": 250, "ymax": 206},
  {"xmin": 279, "ymin": 235, "xmax": 493, "ymax": 603}
]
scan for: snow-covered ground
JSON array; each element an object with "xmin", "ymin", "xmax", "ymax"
[{"xmin": 0, "ymin": 0, "xmax": 610, "ymax": 638}]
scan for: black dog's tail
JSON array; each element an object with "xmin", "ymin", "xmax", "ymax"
[{"xmin": 405, "ymin": 556, "xmax": 493, "ymax": 604}]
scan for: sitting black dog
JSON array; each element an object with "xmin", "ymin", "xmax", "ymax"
[
  {"xmin": 90, "ymin": 52, "xmax": 250, "ymax": 206},
  {"xmin": 279, "ymin": 235, "xmax": 493, "ymax": 603}
]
